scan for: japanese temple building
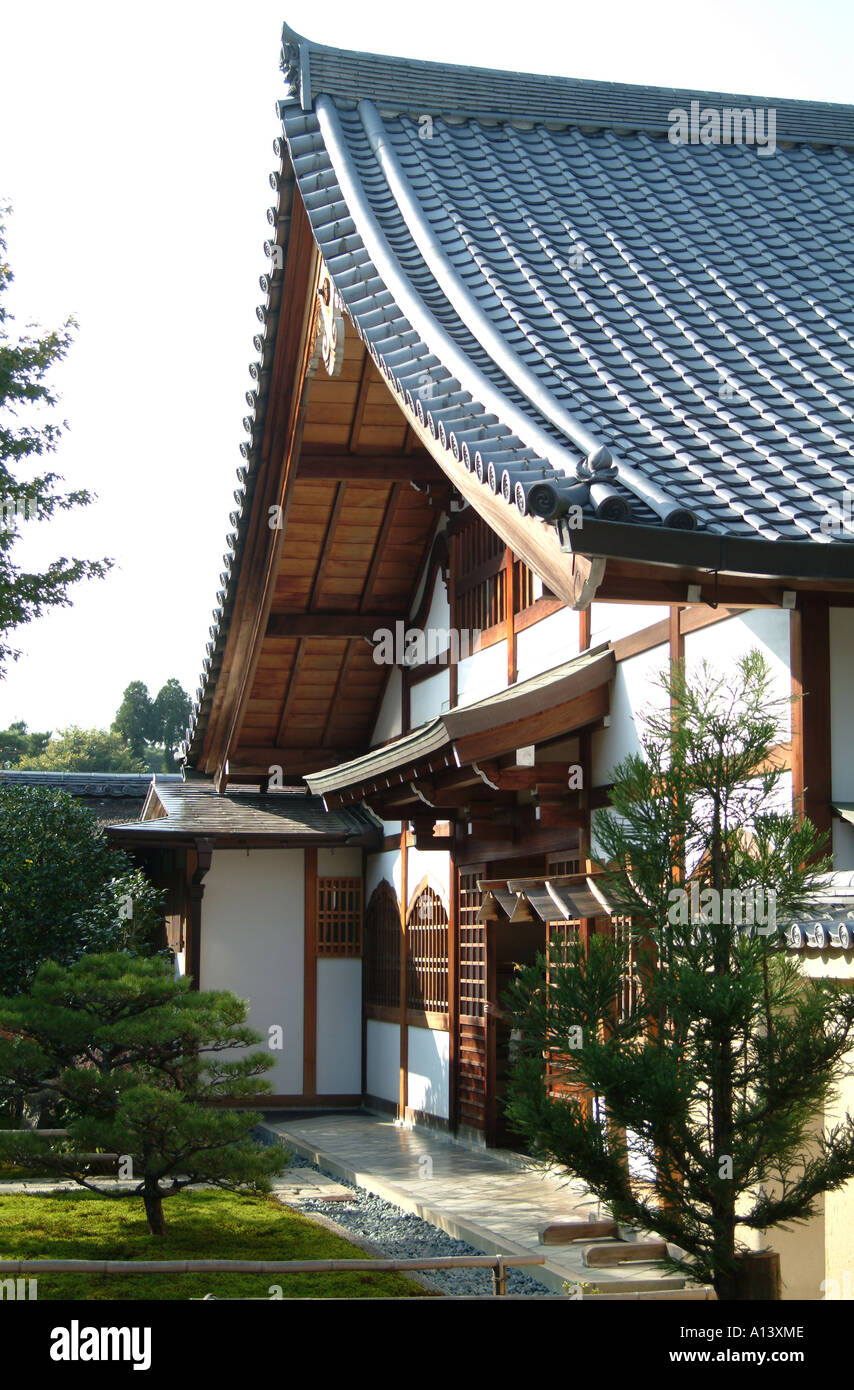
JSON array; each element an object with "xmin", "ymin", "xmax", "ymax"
[{"xmin": 108, "ymin": 21, "xmax": 854, "ymax": 1297}]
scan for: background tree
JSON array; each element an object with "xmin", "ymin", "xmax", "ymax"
[
  {"xmin": 0, "ymin": 204, "xmax": 111, "ymax": 669},
  {"xmin": 112, "ymin": 680, "xmax": 156, "ymax": 760},
  {"xmin": 0, "ymin": 784, "xmax": 163, "ymax": 997},
  {"xmin": 16, "ymin": 724, "xmax": 146, "ymax": 772},
  {"xmin": 0, "ymin": 954, "xmax": 284, "ymax": 1235},
  {"xmin": 505, "ymin": 652, "xmax": 854, "ymax": 1300},
  {"xmin": 153, "ymin": 678, "xmax": 191, "ymax": 767},
  {"xmin": 0, "ymin": 718, "xmax": 50, "ymax": 765}
]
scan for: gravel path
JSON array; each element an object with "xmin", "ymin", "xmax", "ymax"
[{"xmin": 256, "ymin": 1134, "xmax": 554, "ymax": 1298}]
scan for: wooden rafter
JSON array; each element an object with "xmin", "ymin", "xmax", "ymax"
[
  {"xmin": 309, "ymin": 483, "xmax": 347, "ymax": 610},
  {"xmin": 348, "ymin": 353, "xmax": 374, "ymax": 452},
  {"xmin": 359, "ymin": 483, "xmax": 402, "ymax": 613},
  {"xmin": 274, "ymin": 636, "xmax": 307, "ymax": 747}
]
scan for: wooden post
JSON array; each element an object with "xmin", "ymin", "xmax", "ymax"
[
  {"xmin": 791, "ymin": 597, "xmax": 832, "ymax": 842},
  {"xmin": 398, "ymin": 826, "xmax": 409, "ymax": 1121},
  {"xmin": 504, "ymin": 547, "xmax": 516, "ymax": 685},
  {"xmin": 303, "ymin": 848, "xmax": 318, "ymax": 1098}
]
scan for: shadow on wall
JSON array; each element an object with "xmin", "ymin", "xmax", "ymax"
[{"xmin": 407, "ymin": 1025, "xmax": 450, "ymax": 1121}]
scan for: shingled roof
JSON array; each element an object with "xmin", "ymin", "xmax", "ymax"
[{"xmin": 183, "ymin": 23, "xmax": 854, "ymax": 763}]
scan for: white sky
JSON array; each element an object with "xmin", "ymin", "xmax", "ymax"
[{"xmin": 0, "ymin": 0, "xmax": 851, "ymax": 736}]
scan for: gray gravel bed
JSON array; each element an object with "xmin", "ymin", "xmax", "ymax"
[{"xmin": 256, "ymin": 1135, "xmax": 554, "ymax": 1298}]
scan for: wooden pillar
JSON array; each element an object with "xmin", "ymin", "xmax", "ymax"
[
  {"xmin": 579, "ymin": 604, "xmax": 591, "ymax": 651},
  {"xmin": 449, "ymin": 532, "xmax": 458, "ymax": 709},
  {"xmin": 398, "ymin": 826, "xmax": 409, "ymax": 1121},
  {"xmin": 791, "ymin": 597, "xmax": 832, "ymax": 842},
  {"xmin": 185, "ymin": 839, "xmax": 213, "ymax": 990},
  {"xmin": 504, "ymin": 547, "xmax": 516, "ymax": 685},
  {"xmin": 303, "ymin": 847, "xmax": 318, "ymax": 1098},
  {"xmin": 448, "ymin": 843, "xmax": 459, "ymax": 1131}
]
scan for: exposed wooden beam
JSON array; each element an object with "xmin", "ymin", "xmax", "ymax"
[
  {"xmin": 266, "ymin": 612, "xmax": 396, "ymax": 638},
  {"xmin": 297, "ymin": 456, "xmax": 442, "ymax": 482},
  {"xmin": 229, "ymin": 745, "xmax": 361, "ymax": 775}
]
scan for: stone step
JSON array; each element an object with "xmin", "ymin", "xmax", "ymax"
[
  {"xmin": 583, "ymin": 1240, "xmax": 668, "ymax": 1267},
  {"xmin": 271, "ymin": 1170, "xmax": 356, "ymax": 1202},
  {"xmin": 538, "ymin": 1219, "xmax": 618, "ymax": 1245}
]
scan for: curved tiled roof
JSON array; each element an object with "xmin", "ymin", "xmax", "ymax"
[{"xmin": 183, "ymin": 22, "xmax": 854, "ymax": 763}]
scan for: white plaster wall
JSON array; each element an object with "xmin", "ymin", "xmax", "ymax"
[
  {"xmin": 591, "ymin": 603, "xmax": 669, "ymax": 645},
  {"xmin": 407, "ymin": 1024, "xmax": 450, "ymax": 1119},
  {"xmin": 173, "ymin": 950, "xmax": 186, "ymax": 979},
  {"xmin": 366, "ymin": 1019, "xmax": 400, "ymax": 1104},
  {"xmin": 201, "ymin": 848, "xmax": 304, "ymax": 1095},
  {"xmin": 366, "ymin": 850, "xmax": 402, "ymax": 903},
  {"xmin": 515, "ymin": 606, "xmax": 581, "ymax": 683},
  {"xmin": 591, "ymin": 642, "xmax": 670, "ymax": 786},
  {"xmin": 316, "ymin": 958, "xmax": 362, "ymax": 1095},
  {"xmin": 317, "ymin": 847, "xmax": 362, "ymax": 877},
  {"xmin": 406, "ymin": 849, "xmax": 451, "ymax": 909},
  {"xmin": 832, "ymin": 821, "xmax": 854, "ymax": 872},
  {"xmin": 457, "ymin": 639, "xmax": 508, "ymax": 708},
  {"xmin": 830, "ymin": 608, "xmax": 854, "ymax": 807},
  {"xmin": 420, "ymin": 570, "xmax": 452, "ymax": 643},
  {"xmin": 684, "ymin": 610, "xmax": 792, "ymax": 740},
  {"xmin": 371, "ymin": 667, "xmax": 402, "ymax": 747},
  {"xmin": 410, "ymin": 669, "xmax": 451, "ymax": 727}
]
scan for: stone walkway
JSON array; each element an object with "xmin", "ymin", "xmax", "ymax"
[{"xmin": 258, "ymin": 1113, "xmax": 688, "ymax": 1296}]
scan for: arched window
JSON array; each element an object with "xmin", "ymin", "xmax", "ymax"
[
  {"xmin": 406, "ymin": 884, "xmax": 449, "ymax": 1014},
  {"xmin": 363, "ymin": 881, "xmax": 400, "ymax": 1010}
]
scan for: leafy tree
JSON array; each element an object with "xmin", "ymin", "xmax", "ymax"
[
  {"xmin": 0, "ymin": 718, "xmax": 50, "ymax": 766},
  {"xmin": 0, "ymin": 204, "xmax": 111, "ymax": 669},
  {"xmin": 0, "ymin": 954, "xmax": 284, "ymax": 1234},
  {"xmin": 505, "ymin": 652, "xmax": 854, "ymax": 1300},
  {"xmin": 16, "ymin": 724, "xmax": 146, "ymax": 772},
  {"xmin": 112, "ymin": 681, "xmax": 156, "ymax": 759},
  {"xmin": 0, "ymin": 785, "xmax": 163, "ymax": 997},
  {"xmin": 153, "ymin": 678, "xmax": 191, "ymax": 766}
]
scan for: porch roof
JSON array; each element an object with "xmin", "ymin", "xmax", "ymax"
[
  {"xmin": 306, "ymin": 643, "xmax": 614, "ymax": 798},
  {"xmin": 106, "ymin": 778, "xmax": 380, "ymax": 848}
]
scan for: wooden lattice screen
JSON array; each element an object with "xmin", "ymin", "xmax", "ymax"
[
  {"xmin": 458, "ymin": 869, "xmax": 486, "ymax": 1018},
  {"xmin": 611, "ymin": 915, "xmax": 638, "ymax": 1023},
  {"xmin": 406, "ymin": 885, "xmax": 449, "ymax": 1014},
  {"xmin": 363, "ymin": 881, "xmax": 400, "ymax": 1008},
  {"xmin": 454, "ymin": 514, "xmax": 506, "ymax": 635},
  {"xmin": 317, "ymin": 877, "xmax": 363, "ymax": 957}
]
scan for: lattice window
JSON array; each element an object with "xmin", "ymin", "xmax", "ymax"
[
  {"xmin": 406, "ymin": 885, "xmax": 449, "ymax": 1014},
  {"xmin": 363, "ymin": 882, "xmax": 400, "ymax": 1006},
  {"xmin": 458, "ymin": 867, "xmax": 486, "ymax": 1019},
  {"xmin": 612, "ymin": 915, "xmax": 638, "ymax": 1023},
  {"xmin": 454, "ymin": 514, "xmax": 506, "ymax": 636},
  {"xmin": 546, "ymin": 851, "xmax": 582, "ymax": 878},
  {"xmin": 513, "ymin": 558, "xmax": 537, "ymax": 613},
  {"xmin": 317, "ymin": 877, "xmax": 363, "ymax": 957}
]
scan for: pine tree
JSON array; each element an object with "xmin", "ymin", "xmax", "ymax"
[
  {"xmin": 0, "ymin": 954, "xmax": 284, "ymax": 1235},
  {"xmin": 505, "ymin": 651, "xmax": 854, "ymax": 1299}
]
